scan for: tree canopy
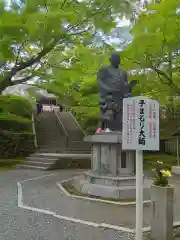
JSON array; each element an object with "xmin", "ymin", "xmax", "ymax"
[
  {"xmin": 0, "ymin": 0, "xmax": 136, "ymax": 93},
  {"xmin": 4, "ymin": 0, "xmax": 180, "ymax": 131},
  {"xmin": 123, "ymin": 0, "xmax": 180, "ymax": 99},
  {"xmin": 59, "ymin": 0, "xmax": 180, "ymax": 129}
]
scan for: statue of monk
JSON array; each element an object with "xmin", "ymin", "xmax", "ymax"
[{"xmin": 97, "ymin": 52, "xmax": 137, "ymax": 132}]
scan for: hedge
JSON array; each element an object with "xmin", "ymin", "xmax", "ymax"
[{"xmin": 0, "ymin": 95, "xmax": 36, "ymax": 157}]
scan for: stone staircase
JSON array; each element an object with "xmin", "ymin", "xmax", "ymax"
[
  {"xmin": 18, "ymin": 153, "xmax": 59, "ymax": 170},
  {"xmin": 18, "ymin": 111, "xmax": 65, "ymax": 170},
  {"xmin": 56, "ymin": 112, "xmax": 84, "ymax": 141},
  {"xmin": 65, "ymin": 141, "xmax": 91, "ymax": 154},
  {"xmin": 56, "ymin": 112, "xmax": 91, "ymax": 154},
  {"xmin": 18, "ymin": 110, "xmax": 91, "ymax": 170},
  {"xmin": 36, "ymin": 111, "xmax": 65, "ymax": 153}
]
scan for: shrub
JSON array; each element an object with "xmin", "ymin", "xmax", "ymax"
[
  {"xmin": 0, "ymin": 95, "xmax": 35, "ymax": 157},
  {"xmin": 152, "ymin": 161, "xmax": 172, "ymax": 187},
  {"xmin": 0, "ymin": 131, "xmax": 35, "ymax": 157},
  {"xmin": 0, "ymin": 95, "xmax": 33, "ymax": 118}
]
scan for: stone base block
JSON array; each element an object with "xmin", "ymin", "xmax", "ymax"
[
  {"xmin": 172, "ymin": 166, "xmax": 180, "ymax": 175},
  {"xmin": 85, "ymin": 171, "xmax": 136, "ymax": 187},
  {"xmin": 81, "ymin": 183, "xmax": 136, "ymax": 200},
  {"xmin": 71, "ymin": 175, "xmax": 150, "ymax": 200}
]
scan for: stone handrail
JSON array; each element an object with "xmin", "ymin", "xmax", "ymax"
[
  {"xmin": 54, "ymin": 110, "xmax": 69, "ymax": 147},
  {"xmin": 69, "ymin": 111, "xmax": 86, "ymax": 136},
  {"xmin": 31, "ymin": 113, "xmax": 38, "ymax": 148}
]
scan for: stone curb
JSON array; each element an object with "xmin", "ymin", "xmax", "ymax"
[
  {"xmin": 56, "ymin": 179, "xmax": 152, "ymax": 206},
  {"xmin": 17, "ymin": 173, "xmax": 180, "ymax": 236}
]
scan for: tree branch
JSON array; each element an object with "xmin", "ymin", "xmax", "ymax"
[
  {"xmin": 0, "ymin": 2, "xmax": 108, "ymax": 92},
  {"xmin": 12, "ymin": 75, "xmax": 35, "ymax": 85},
  {"xmin": 146, "ymin": 54, "xmax": 173, "ymax": 83},
  {"xmin": 60, "ymin": 0, "xmax": 68, "ymax": 9},
  {"xmin": 15, "ymin": 41, "xmax": 27, "ymax": 64},
  {"xmin": 0, "ymin": 39, "xmax": 58, "ymax": 92}
]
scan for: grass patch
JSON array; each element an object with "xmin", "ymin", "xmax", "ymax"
[
  {"xmin": 0, "ymin": 157, "xmax": 24, "ymax": 171},
  {"xmin": 143, "ymin": 153, "xmax": 177, "ymax": 170},
  {"xmin": 62, "ymin": 181, "xmax": 148, "ymax": 203},
  {"xmin": 174, "ymin": 231, "xmax": 180, "ymax": 238}
]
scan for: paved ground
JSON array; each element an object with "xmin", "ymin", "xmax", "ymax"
[
  {"xmin": 1, "ymin": 169, "xmax": 180, "ymax": 240},
  {"xmin": 22, "ymin": 173, "xmax": 151, "ymax": 228},
  {"xmin": 21, "ymin": 173, "xmax": 180, "ymax": 228},
  {"xmin": 0, "ymin": 169, "xmax": 135, "ymax": 240}
]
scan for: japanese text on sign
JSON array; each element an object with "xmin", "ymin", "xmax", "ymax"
[
  {"xmin": 122, "ymin": 97, "xmax": 159, "ymax": 151},
  {"xmin": 138, "ymin": 99, "xmax": 146, "ymax": 146}
]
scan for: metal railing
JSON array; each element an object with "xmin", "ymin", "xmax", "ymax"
[
  {"xmin": 54, "ymin": 110, "xmax": 69, "ymax": 147},
  {"xmin": 69, "ymin": 111, "xmax": 86, "ymax": 136}
]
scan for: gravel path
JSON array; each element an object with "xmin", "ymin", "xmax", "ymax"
[{"xmin": 0, "ymin": 169, "xmax": 134, "ymax": 240}]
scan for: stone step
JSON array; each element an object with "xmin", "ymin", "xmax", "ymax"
[
  {"xmin": 67, "ymin": 137, "xmax": 84, "ymax": 142},
  {"xmin": 69, "ymin": 143, "xmax": 90, "ymax": 146},
  {"xmin": 37, "ymin": 131, "xmax": 62, "ymax": 135},
  {"xmin": 17, "ymin": 164, "xmax": 47, "ymax": 170},
  {"xmin": 26, "ymin": 156, "xmax": 58, "ymax": 163},
  {"xmin": 36, "ymin": 145, "xmax": 62, "ymax": 148},
  {"xmin": 35, "ymin": 112, "xmax": 63, "ymax": 151},
  {"xmin": 37, "ymin": 148, "xmax": 62, "ymax": 151},
  {"xmin": 56, "ymin": 112, "xmax": 85, "ymax": 140},
  {"xmin": 37, "ymin": 138, "xmax": 62, "ymax": 141},
  {"xmin": 37, "ymin": 149, "xmax": 61, "ymax": 153},
  {"xmin": 70, "ymin": 140, "xmax": 90, "ymax": 144},
  {"xmin": 56, "ymin": 112, "xmax": 81, "ymax": 131},
  {"xmin": 36, "ymin": 145, "xmax": 62, "ymax": 149},
  {"xmin": 66, "ymin": 149, "xmax": 90, "ymax": 154},
  {"xmin": 68, "ymin": 146, "xmax": 91, "ymax": 149},
  {"xmin": 67, "ymin": 146, "xmax": 90, "ymax": 150},
  {"xmin": 68, "ymin": 142, "xmax": 90, "ymax": 146},
  {"xmin": 37, "ymin": 139, "xmax": 63, "ymax": 142},
  {"xmin": 30, "ymin": 153, "xmax": 59, "ymax": 158},
  {"xmin": 67, "ymin": 147, "xmax": 90, "ymax": 150},
  {"xmin": 37, "ymin": 143, "xmax": 62, "ymax": 147},
  {"xmin": 37, "ymin": 153, "xmax": 91, "ymax": 159},
  {"xmin": 24, "ymin": 161, "xmax": 52, "ymax": 168},
  {"xmin": 37, "ymin": 145, "xmax": 63, "ymax": 148}
]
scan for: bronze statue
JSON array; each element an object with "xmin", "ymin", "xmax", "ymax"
[{"xmin": 97, "ymin": 52, "xmax": 137, "ymax": 132}]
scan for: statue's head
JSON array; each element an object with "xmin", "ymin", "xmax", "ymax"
[{"xmin": 110, "ymin": 52, "xmax": 120, "ymax": 68}]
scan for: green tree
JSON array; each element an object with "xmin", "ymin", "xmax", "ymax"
[
  {"xmin": 0, "ymin": 0, "xmax": 135, "ymax": 92},
  {"xmin": 122, "ymin": 0, "xmax": 180, "ymax": 97}
]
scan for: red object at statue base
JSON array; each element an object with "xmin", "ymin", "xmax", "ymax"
[{"xmin": 97, "ymin": 128, "xmax": 102, "ymax": 133}]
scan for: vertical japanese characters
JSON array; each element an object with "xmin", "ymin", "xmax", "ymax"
[
  {"xmin": 126, "ymin": 100, "xmax": 136, "ymax": 144},
  {"xmin": 152, "ymin": 104, "xmax": 157, "ymax": 139},
  {"xmin": 126, "ymin": 103, "xmax": 132, "ymax": 144},
  {"xmin": 138, "ymin": 100, "xmax": 146, "ymax": 145},
  {"xmin": 148, "ymin": 103, "xmax": 157, "ymax": 139}
]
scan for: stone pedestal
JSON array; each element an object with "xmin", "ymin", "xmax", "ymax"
[
  {"xmin": 87, "ymin": 132, "xmax": 135, "ymax": 177},
  {"xmin": 151, "ymin": 185, "xmax": 174, "ymax": 240},
  {"xmin": 72, "ymin": 132, "xmax": 150, "ymax": 200}
]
